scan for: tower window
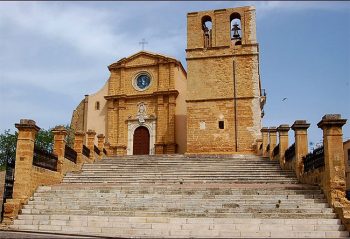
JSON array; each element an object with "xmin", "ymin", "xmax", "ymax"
[
  {"xmin": 202, "ymin": 16, "xmax": 212, "ymax": 48},
  {"xmin": 230, "ymin": 13, "xmax": 242, "ymax": 46},
  {"xmin": 95, "ymin": 101, "xmax": 100, "ymax": 110},
  {"xmin": 219, "ymin": 121, "xmax": 225, "ymax": 129}
]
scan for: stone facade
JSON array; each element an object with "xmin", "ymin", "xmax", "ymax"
[
  {"xmin": 70, "ymin": 6, "xmax": 266, "ymax": 156},
  {"xmin": 71, "ymin": 51, "xmax": 187, "ymax": 155},
  {"xmin": 186, "ymin": 6, "xmax": 265, "ymax": 154}
]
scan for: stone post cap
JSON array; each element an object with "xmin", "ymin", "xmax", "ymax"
[
  {"xmin": 317, "ymin": 114, "xmax": 347, "ymax": 129},
  {"xmin": 268, "ymin": 127, "xmax": 277, "ymax": 133},
  {"xmin": 52, "ymin": 125, "xmax": 67, "ymax": 134},
  {"xmin": 104, "ymin": 142, "xmax": 110, "ymax": 146},
  {"xmin": 86, "ymin": 129, "xmax": 96, "ymax": 135},
  {"xmin": 277, "ymin": 124, "xmax": 290, "ymax": 132},
  {"xmin": 256, "ymin": 138, "xmax": 263, "ymax": 142},
  {"xmin": 291, "ymin": 120, "xmax": 310, "ymax": 130},
  {"xmin": 74, "ymin": 131, "xmax": 85, "ymax": 136},
  {"xmin": 97, "ymin": 134, "xmax": 105, "ymax": 139},
  {"xmin": 261, "ymin": 127, "xmax": 269, "ymax": 132},
  {"xmin": 15, "ymin": 119, "xmax": 40, "ymax": 131}
]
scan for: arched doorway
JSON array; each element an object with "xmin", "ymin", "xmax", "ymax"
[{"xmin": 133, "ymin": 126, "xmax": 150, "ymax": 155}]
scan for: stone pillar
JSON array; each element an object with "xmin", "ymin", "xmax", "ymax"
[
  {"xmin": 12, "ymin": 119, "xmax": 40, "ymax": 203},
  {"xmin": 277, "ymin": 124, "xmax": 290, "ymax": 168},
  {"xmin": 97, "ymin": 134, "xmax": 105, "ymax": 160},
  {"xmin": 116, "ymin": 98, "xmax": 127, "ymax": 156},
  {"xmin": 86, "ymin": 129, "xmax": 96, "ymax": 162},
  {"xmin": 52, "ymin": 126, "xmax": 67, "ymax": 174},
  {"xmin": 291, "ymin": 120, "xmax": 310, "ymax": 179},
  {"xmin": 167, "ymin": 95, "xmax": 176, "ymax": 154},
  {"xmin": 268, "ymin": 127, "xmax": 277, "ymax": 160},
  {"xmin": 261, "ymin": 127, "xmax": 269, "ymax": 158},
  {"xmin": 317, "ymin": 114, "xmax": 347, "ymax": 206},
  {"xmin": 74, "ymin": 131, "xmax": 85, "ymax": 166},
  {"xmin": 256, "ymin": 139, "xmax": 263, "ymax": 156}
]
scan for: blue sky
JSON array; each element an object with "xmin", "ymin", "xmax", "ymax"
[{"xmin": 0, "ymin": 1, "xmax": 349, "ymax": 149}]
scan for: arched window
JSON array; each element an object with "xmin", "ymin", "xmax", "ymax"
[
  {"xmin": 230, "ymin": 13, "xmax": 242, "ymax": 46},
  {"xmin": 202, "ymin": 16, "xmax": 212, "ymax": 48}
]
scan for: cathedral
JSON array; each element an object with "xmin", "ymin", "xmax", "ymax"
[{"xmin": 70, "ymin": 6, "xmax": 266, "ymax": 156}]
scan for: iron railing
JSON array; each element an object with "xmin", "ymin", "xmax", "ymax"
[
  {"xmin": 266, "ymin": 144, "xmax": 270, "ymax": 152},
  {"xmin": 103, "ymin": 148, "xmax": 107, "ymax": 155},
  {"xmin": 64, "ymin": 145, "xmax": 77, "ymax": 164},
  {"xmin": 94, "ymin": 145, "xmax": 100, "ymax": 155},
  {"xmin": 303, "ymin": 146, "xmax": 325, "ymax": 173},
  {"xmin": 273, "ymin": 144, "xmax": 280, "ymax": 157},
  {"xmin": 285, "ymin": 143, "xmax": 295, "ymax": 162},
  {"xmin": 82, "ymin": 145, "xmax": 90, "ymax": 158},
  {"xmin": 33, "ymin": 146, "xmax": 57, "ymax": 171},
  {"xmin": 259, "ymin": 144, "xmax": 262, "ymax": 150}
]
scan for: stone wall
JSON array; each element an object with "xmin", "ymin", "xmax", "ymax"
[
  {"xmin": 70, "ymin": 99, "xmax": 85, "ymax": 133},
  {"xmin": 186, "ymin": 6, "xmax": 263, "ymax": 154}
]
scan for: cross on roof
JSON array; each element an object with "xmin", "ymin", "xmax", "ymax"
[{"xmin": 139, "ymin": 38, "xmax": 148, "ymax": 50}]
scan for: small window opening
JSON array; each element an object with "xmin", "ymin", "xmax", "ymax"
[
  {"xmin": 95, "ymin": 101, "xmax": 100, "ymax": 110},
  {"xmin": 230, "ymin": 13, "xmax": 242, "ymax": 46},
  {"xmin": 202, "ymin": 16, "xmax": 212, "ymax": 48},
  {"xmin": 219, "ymin": 121, "xmax": 225, "ymax": 129}
]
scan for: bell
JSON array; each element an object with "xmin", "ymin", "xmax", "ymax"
[{"xmin": 231, "ymin": 23, "xmax": 241, "ymax": 40}]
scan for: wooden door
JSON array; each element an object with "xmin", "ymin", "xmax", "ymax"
[{"xmin": 133, "ymin": 126, "xmax": 150, "ymax": 155}]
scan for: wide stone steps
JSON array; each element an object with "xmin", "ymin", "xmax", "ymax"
[
  {"xmin": 10, "ymin": 155, "xmax": 349, "ymax": 238},
  {"xmin": 11, "ymin": 216, "xmax": 348, "ymax": 238}
]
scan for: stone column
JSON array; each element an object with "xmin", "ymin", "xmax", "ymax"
[
  {"xmin": 116, "ymin": 98, "xmax": 127, "ymax": 156},
  {"xmin": 261, "ymin": 127, "xmax": 269, "ymax": 158},
  {"xmin": 4, "ymin": 119, "xmax": 40, "ymax": 223},
  {"xmin": 167, "ymin": 94, "xmax": 176, "ymax": 154},
  {"xmin": 317, "ymin": 114, "xmax": 347, "ymax": 206},
  {"xmin": 52, "ymin": 126, "xmax": 67, "ymax": 174},
  {"xmin": 268, "ymin": 127, "xmax": 277, "ymax": 160},
  {"xmin": 291, "ymin": 120, "xmax": 310, "ymax": 179},
  {"xmin": 97, "ymin": 134, "xmax": 105, "ymax": 160},
  {"xmin": 86, "ymin": 129, "xmax": 96, "ymax": 162},
  {"xmin": 256, "ymin": 139, "xmax": 263, "ymax": 156},
  {"xmin": 277, "ymin": 124, "xmax": 290, "ymax": 168},
  {"xmin": 12, "ymin": 119, "xmax": 40, "ymax": 202},
  {"xmin": 74, "ymin": 131, "xmax": 85, "ymax": 167}
]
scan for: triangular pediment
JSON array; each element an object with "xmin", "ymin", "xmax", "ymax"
[{"xmin": 108, "ymin": 51, "xmax": 182, "ymax": 70}]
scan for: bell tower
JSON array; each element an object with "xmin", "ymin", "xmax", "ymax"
[{"xmin": 186, "ymin": 6, "xmax": 266, "ymax": 154}]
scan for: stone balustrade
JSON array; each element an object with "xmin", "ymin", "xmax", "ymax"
[
  {"xmin": 258, "ymin": 114, "xmax": 349, "ymax": 230},
  {"xmin": 2, "ymin": 119, "xmax": 107, "ymax": 224}
]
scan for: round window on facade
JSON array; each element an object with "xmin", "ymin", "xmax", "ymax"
[{"xmin": 133, "ymin": 72, "xmax": 151, "ymax": 91}]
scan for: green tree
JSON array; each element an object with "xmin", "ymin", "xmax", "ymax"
[{"xmin": 0, "ymin": 130, "xmax": 18, "ymax": 168}]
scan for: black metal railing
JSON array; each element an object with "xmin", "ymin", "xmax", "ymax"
[
  {"xmin": 1, "ymin": 158, "xmax": 15, "ymax": 222},
  {"xmin": 94, "ymin": 145, "xmax": 100, "ymax": 155},
  {"xmin": 64, "ymin": 145, "xmax": 77, "ymax": 164},
  {"xmin": 285, "ymin": 143, "xmax": 295, "ymax": 162},
  {"xmin": 273, "ymin": 144, "xmax": 280, "ymax": 157},
  {"xmin": 303, "ymin": 146, "xmax": 325, "ymax": 173},
  {"xmin": 259, "ymin": 144, "xmax": 262, "ymax": 150},
  {"xmin": 261, "ymin": 89, "xmax": 266, "ymax": 97},
  {"xmin": 82, "ymin": 145, "xmax": 90, "ymax": 158},
  {"xmin": 103, "ymin": 148, "xmax": 107, "ymax": 155},
  {"xmin": 266, "ymin": 144, "xmax": 270, "ymax": 152},
  {"xmin": 33, "ymin": 146, "xmax": 57, "ymax": 171}
]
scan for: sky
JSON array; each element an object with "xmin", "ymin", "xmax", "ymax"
[{"xmin": 0, "ymin": 1, "xmax": 349, "ymax": 149}]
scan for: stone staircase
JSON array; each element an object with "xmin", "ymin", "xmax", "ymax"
[{"xmin": 10, "ymin": 155, "xmax": 349, "ymax": 238}]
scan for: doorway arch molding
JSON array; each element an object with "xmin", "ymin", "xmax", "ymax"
[{"xmin": 127, "ymin": 119, "xmax": 156, "ymax": 155}]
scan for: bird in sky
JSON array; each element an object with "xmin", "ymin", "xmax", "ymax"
[{"xmin": 282, "ymin": 98, "xmax": 287, "ymax": 101}]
